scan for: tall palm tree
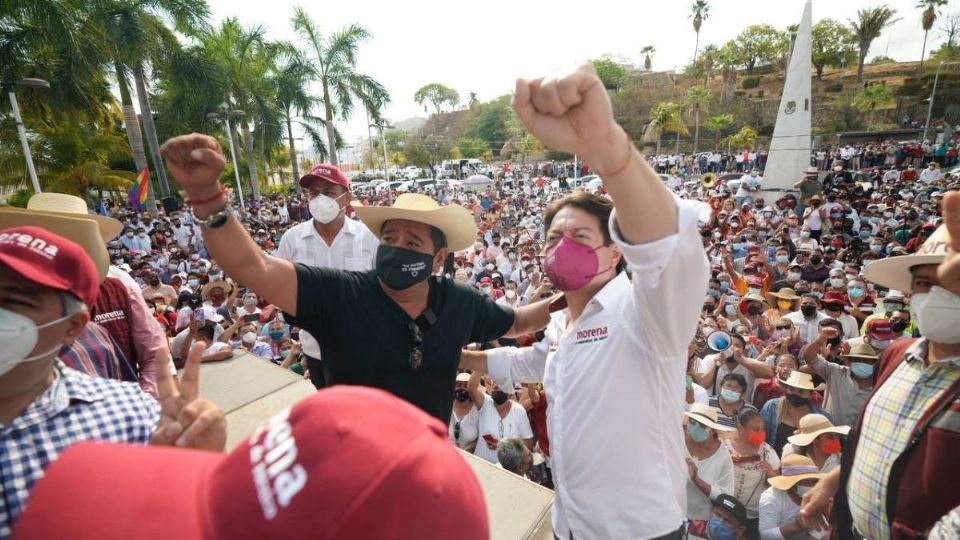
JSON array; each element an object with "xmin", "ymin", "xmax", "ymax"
[
  {"xmin": 850, "ymin": 5, "xmax": 901, "ymax": 82},
  {"xmin": 701, "ymin": 44, "xmax": 718, "ymax": 86},
  {"xmin": 273, "ymin": 51, "xmax": 313, "ymax": 183},
  {"xmin": 687, "ymin": 86, "xmax": 710, "ymax": 153},
  {"xmin": 641, "ymin": 45, "xmax": 656, "ymax": 71},
  {"xmin": 704, "ymin": 114, "xmax": 734, "ymax": 151},
  {"xmin": 690, "ymin": 0, "xmax": 710, "ymax": 61},
  {"xmin": 918, "ymin": 0, "xmax": 949, "ymax": 69},
  {"xmin": 649, "ymin": 102, "xmax": 687, "ymax": 154},
  {"xmin": 292, "ymin": 8, "xmax": 390, "ymax": 166}
]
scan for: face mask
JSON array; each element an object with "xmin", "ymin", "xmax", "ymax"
[
  {"xmin": 800, "ymin": 231, "xmax": 811, "ymax": 238},
  {"xmin": 884, "ymin": 303, "xmax": 904, "ymax": 313},
  {"xmin": 870, "ymin": 244, "xmax": 883, "ymax": 254},
  {"xmin": 911, "ymin": 288, "xmax": 960, "ymax": 344},
  {"xmin": 810, "ymin": 256, "xmax": 822, "ymax": 265},
  {"xmin": 732, "ymin": 242, "xmax": 744, "ymax": 251},
  {"xmin": 746, "ymin": 430, "xmax": 766, "ymax": 446},
  {"xmin": 0, "ymin": 309, "xmax": 73, "ymax": 376},
  {"xmin": 491, "ymin": 390, "xmax": 509, "ymax": 405},
  {"xmin": 242, "ymin": 331, "xmax": 258, "ymax": 345},
  {"xmin": 850, "ymin": 361, "xmax": 874, "ymax": 379},
  {"xmin": 543, "ymin": 236, "xmax": 609, "ymax": 292},
  {"xmin": 720, "ymin": 388, "xmax": 742, "ymax": 403},
  {"xmin": 209, "ymin": 273, "xmax": 223, "ymax": 281},
  {"xmin": 848, "ymin": 287, "xmax": 865, "ymax": 299},
  {"xmin": 785, "ymin": 393, "xmax": 810, "ymax": 407},
  {"xmin": 830, "ymin": 278, "xmax": 845, "ymax": 288},
  {"xmin": 889, "ymin": 319, "xmax": 908, "ymax": 333},
  {"xmin": 187, "ymin": 279, "xmax": 199, "ymax": 288},
  {"xmin": 777, "ymin": 300, "xmax": 793, "ymax": 311},
  {"xmin": 686, "ymin": 421, "xmax": 711, "ymax": 443},
  {"xmin": 376, "ymin": 245, "xmax": 434, "ymax": 291},
  {"xmin": 729, "ymin": 222, "xmax": 740, "ymax": 230},
  {"xmin": 508, "ymin": 253, "xmax": 517, "ymax": 261},
  {"xmin": 776, "ymin": 255, "xmax": 790, "ymax": 264},
  {"xmin": 787, "ymin": 271, "xmax": 802, "ymax": 281},
  {"xmin": 795, "ymin": 484, "xmax": 813, "ymax": 496},
  {"xmin": 190, "ymin": 254, "xmax": 200, "ymax": 261},
  {"xmin": 859, "ymin": 230, "xmax": 871, "ymax": 239},
  {"xmin": 269, "ymin": 330, "xmax": 284, "ymax": 341},
  {"xmin": 485, "ymin": 263, "xmax": 495, "ymax": 272},
  {"xmin": 747, "ymin": 304, "xmax": 762, "ymax": 316},
  {"xmin": 820, "ymin": 437, "xmax": 842, "ymax": 455},
  {"xmin": 505, "ymin": 290, "xmax": 516, "ymax": 299},
  {"xmin": 800, "ymin": 305, "xmax": 817, "ymax": 317},
  {"xmin": 719, "ymin": 281, "xmax": 730, "ymax": 292},
  {"xmin": 454, "ymin": 388, "xmax": 470, "ymax": 402},
  {"xmin": 724, "ymin": 304, "xmax": 737, "ymax": 316},
  {"xmin": 868, "ymin": 338, "xmax": 891, "ymax": 350},
  {"xmin": 707, "ymin": 289, "xmax": 721, "ymax": 299},
  {"xmin": 149, "ymin": 278, "xmax": 160, "ymax": 287},
  {"xmin": 707, "ymin": 517, "xmax": 738, "ymax": 540},
  {"xmin": 126, "ymin": 232, "xmax": 134, "ymax": 238},
  {"xmin": 308, "ymin": 192, "xmax": 345, "ymax": 224}
]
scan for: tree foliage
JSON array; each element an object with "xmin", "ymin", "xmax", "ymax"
[
  {"xmin": 812, "ymin": 19, "xmax": 858, "ymax": 79},
  {"xmin": 591, "ymin": 57, "xmax": 627, "ymax": 90},
  {"xmin": 414, "ymin": 83, "xmax": 460, "ymax": 115},
  {"xmin": 850, "ymin": 5, "xmax": 901, "ymax": 82},
  {"xmin": 723, "ymin": 125, "xmax": 759, "ymax": 150},
  {"xmin": 727, "ymin": 24, "xmax": 788, "ymax": 74},
  {"xmin": 853, "ymin": 83, "xmax": 895, "ymax": 123}
]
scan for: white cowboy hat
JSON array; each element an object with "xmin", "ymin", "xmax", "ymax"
[
  {"xmin": 863, "ymin": 223, "xmax": 952, "ymax": 293},
  {"xmin": 767, "ymin": 454, "xmax": 825, "ymax": 490},
  {"xmin": 200, "ymin": 280, "xmax": 233, "ymax": 300},
  {"xmin": 352, "ymin": 194, "xmax": 477, "ymax": 252},
  {"xmin": 683, "ymin": 403, "xmax": 736, "ymax": 437},
  {"xmin": 786, "ymin": 413, "xmax": 851, "ymax": 447},
  {"xmin": 21, "ymin": 193, "xmax": 122, "ymax": 240},
  {"xmin": 781, "ymin": 371, "xmax": 816, "ymax": 391}
]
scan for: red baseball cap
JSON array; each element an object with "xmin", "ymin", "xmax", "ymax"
[
  {"xmin": 479, "ymin": 276, "xmax": 492, "ymax": 285},
  {"xmin": 13, "ymin": 386, "xmax": 488, "ymax": 540},
  {"xmin": 822, "ymin": 291, "xmax": 848, "ymax": 305},
  {"xmin": 0, "ymin": 226, "xmax": 99, "ymax": 306},
  {"xmin": 866, "ymin": 319, "xmax": 898, "ymax": 340},
  {"xmin": 298, "ymin": 163, "xmax": 350, "ymax": 190}
]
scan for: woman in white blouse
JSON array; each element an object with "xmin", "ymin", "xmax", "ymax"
[
  {"xmin": 684, "ymin": 404, "xmax": 736, "ymax": 538},
  {"xmin": 449, "ymin": 371, "xmax": 483, "ymax": 453},
  {"xmin": 781, "ymin": 413, "xmax": 849, "ymax": 474},
  {"xmin": 759, "ymin": 454, "xmax": 828, "ymax": 540},
  {"xmin": 725, "ymin": 408, "xmax": 781, "ymax": 540}
]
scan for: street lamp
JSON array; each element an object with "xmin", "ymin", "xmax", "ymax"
[
  {"xmin": 206, "ymin": 104, "xmax": 247, "ymax": 210},
  {"xmin": 922, "ymin": 61, "xmax": 945, "ymax": 143},
  {"xmin": 3, "ymin": 78, "xmax": 50, "ymax": 193}
]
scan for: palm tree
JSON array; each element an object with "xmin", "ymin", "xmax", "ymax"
[
  {"xmin": 687, "ymin": 86, "xmax": 711, "ymax": 153},
  {"xmin": 918, "ymin": 0, "xmax": 949, "ymax": 69},
  {"xmin": 701, "ymin": 44, "xmax": 718, "ymax": 86},
  {"xmin": 723, "ymin": 126, "xmax": 758, "ymax": 153},
  {"xmin": 273, "ymin": 51, "xmax": 313, "ymax": 183},
  {"xmin": 850, "ymin": 6, "xmax": 901, "ymax": 82},
  {"xmin": 649, "ymin": 102, "xmax": 687, "ymax": 154},
  {"xmin": 690, "ymin": 0, "xmax": 710, "ymax": 61},
  {"xmin": 641, "ymin": 46, "xmax": 656, "ymax": 71},
  {"xmin": 704, "ymin": 113, "xmax": 734, "ymax": 151},
  {"xmin": 292, "ymin": 8, "xmax": 390, "ymax": 166}
]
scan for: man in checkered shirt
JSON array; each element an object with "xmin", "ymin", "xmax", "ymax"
[{"xmin": 0, "ymin": 226, "xmax": 226, "ymax": 538}]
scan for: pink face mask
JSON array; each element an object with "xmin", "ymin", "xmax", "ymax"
[{"xmin": 543, "ymin": 236, "xmax": 608, "ymax": 291}]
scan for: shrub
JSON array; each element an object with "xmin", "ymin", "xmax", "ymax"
[
  {"xmin": 825, "ymin": 83, "xmax": 844, "ymax": 93},
  {"xmin": 741, "ymin": 76, "xmax": 761, "ymax": 89}
]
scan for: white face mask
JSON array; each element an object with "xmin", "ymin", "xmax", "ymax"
[
  {"xmin": 0, "ymin": 308, "xmax": 73, "ymax": 376},
  {"xmin": 309, "ymin": 192, "xmax": 345, "ymax": 224},
  {"xmin": 911, "ymin": 287, "xmax": 960, "ymax": 344},
  {"xmin": 505, "ymin": 290, "xmax": 517, "ymax": 300},
  {"xmin": 788, "ymin": 271, "xmax": 802, "ymax": 281},
  {"xmin": 242, "ymin": 331, "xmax": 258, "ymax": 345}
]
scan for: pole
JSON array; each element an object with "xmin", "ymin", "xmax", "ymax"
[
  {"xmin": 380, "ymin": 127, "xmax": 392, "ymax": 204},
  {"xmin": 7, "ymin": 89, "xmax": 41, "ymax": 193},
  {"xmin": 922, "ymin": 61, "xmax": 944, "ymax": 143},
  {"xmin": 223, "ymin": 118, "xmax": 245, "ymax": 211}
]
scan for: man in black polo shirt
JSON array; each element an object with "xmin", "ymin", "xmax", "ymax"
[{"xmin": 158, "ymin": 137, "xmax": 554, "ymax": 423}]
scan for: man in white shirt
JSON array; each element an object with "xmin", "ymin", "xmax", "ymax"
[
  {"xmin": 736, "ymin": 169, "xmax": 761, "ymax": 208},
  {"xmin": 275, "ymin": 163, "xmax": 379, "ymax": 387},
  {"xmin": 919, "ymin": 162, "xmax": 943, "ymax": 184},
  {"xmin": 459, "ymin": 65, "xmax": 709, "ymax": 540},
  {"xmin": 170, "ymin": 214, "xmax": 192, "ymax": 249},
  {"xmin": 782, "ymin": 294, "xmax": 829, "ymax": 345}
]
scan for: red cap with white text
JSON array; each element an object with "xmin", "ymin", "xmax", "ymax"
[
  {"xmin": 0, "ymin": 226, "xmax": 99, "ymax": 306},
  {"xmin": 13, "ymin": 386, "xmax": 488, "ymax": 540},
  {"xmin": 299, "ymin": 163, "xmax": 350, "ymax": 190}
]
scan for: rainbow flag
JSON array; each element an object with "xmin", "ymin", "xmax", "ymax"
[{"xmin": 128, "ymin": 167, "xmax": 150, "ymax": 209}]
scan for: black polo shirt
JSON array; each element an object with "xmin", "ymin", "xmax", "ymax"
[{"xmin": 285, "ymin": 264, "xmax": 515, "ymax": 423}]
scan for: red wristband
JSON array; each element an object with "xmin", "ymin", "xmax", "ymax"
[{"xmin": 185, "ymin": 186, "xmax": 228, "ymax": 206}]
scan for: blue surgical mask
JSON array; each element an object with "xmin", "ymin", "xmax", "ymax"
[
  {"xmin": 849, "ymin": 287, "xmax": 865, "ymax": 299},
  {"xmin": 859, "ymin": 230, "xmax": 871, "ymax": 239},
  {"xmin": 707, "ymin": 289, "xmax": 721, "ymax": 298},
  {"xmin": 707, "ymin": 517, "xmax": 738, "ymax": 540},
  {"xmin": 870, "ymin": 244, "xmax": 883, "ymax": 253},
  {"xmin": 719, "ymin": 281, "xmax": 730, "ymax": 292},
  {"xmin": 687, "ymin": 421, "xmax": 711, "ymax": 443},
  {"xmin": 720, "ymin": 388, "xmax": 742, "ymax": 403},
  {"xmin": 724, "ymin": 304, "xmax": 737, "ymax": 316},
  {"xmin": 269, "ymin": 330, "xmax": 284, "ymax": 340},
  {"xmin": 850, "ymin": 361, "xmax": 874, "ymax": 378},
  {"xmin": 801, "ymin": 231, "xmax": 811, "ymax": 238},
  {"xmin": 732, "ymin": 243, "xmax": 745, "ymax": 251}
]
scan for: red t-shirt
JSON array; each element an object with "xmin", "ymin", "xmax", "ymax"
[{"xmin": 529, "ymin": 393, "xmax": 550, "ymax": 457}]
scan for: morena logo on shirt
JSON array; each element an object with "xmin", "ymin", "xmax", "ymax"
[{"xmin": 575, "ymin": 326, "xmax": 609, "ymax": 345}]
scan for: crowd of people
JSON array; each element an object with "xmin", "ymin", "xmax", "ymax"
[{"xmin": 1, "ymin": 65, "xmax": 959, "ymax": 540}]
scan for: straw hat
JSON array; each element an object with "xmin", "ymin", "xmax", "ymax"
[
  {"xmin": 781, "ymin": 371, "xmax": 816, "ymax": 391},
  {"xmin": 683, "ymin": 403, "xmax": 736, "ymax": 437},
  {"xmin": 786, "ymin": 413, "xmax": 851, "ymax": 447},
  {"xmin": 200, "ymin": 280, "xmax": 233, "ymax": 300},
  {"xmin": 739, "ymin": 293, "xmax": 767, "ymax": 315},
  {"xmin": 805, "ymin": 167, "xmax": 819, "ymax": 175},
  {"xmin": 0, "ymin": 208, "xmax": 110, "ymax": 281},
  {"xmin": 767, "ymin": 454, "xmax": 825, "ymax": 490},
  {"xmin": 770, "ymin": 287, "xmax": 801, "ymax": 300},
  {"xmin": 863, "ymin": 223, "xmax": 952, "ymax": 292},
  {"xmin": 840, "ymin": 341, "xmax": 879, "ymax": 360},
  {"xmin": 352, "ymin": 194, "xmax": 477, "ymax": 252},
  {"xmin": 21, "ymin": 193, "xmax": 122, "ymax": 240}
]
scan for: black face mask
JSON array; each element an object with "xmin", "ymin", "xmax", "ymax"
[
  {"xmin": 785, "ymin": 393, "xmax": 810, "ymax": 407},
  {"xmin": 454, "ymin": 389, "xmax": 470, "ymax": 402},
  {"xmin": 375, "ymin": 245, "xmax": 434, "ymax": 290},
  {"xmin": 747, "ymin": 304, "xmax": 763, "ymax": 316},
  {"xmin": 890, "ymin": 319, "xmax": 908, "ymax": 333},
  {"xmin": 491, "ymin": 390, "xmax": 509, "ymax": 405},
  {"xmin": 827, "ymin": 336, "xmax": 842, "ymax": 347},
  {"xmin": 810, "ymin": 256, "xmax": 823, "ymax": 265},
  {"xmin": 149, "ymin": 278, "xmax": 160, "ymax": 287},
  {"xmin": 800, "ymin": 305, "xmax": 817, "ymax": 317}
]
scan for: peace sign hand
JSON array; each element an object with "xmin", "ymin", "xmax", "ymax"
[
  {"xmin": 938, "ymin": 192, "xmax": 960, "ymax": 296},
  {"xmin": 150, "ymin": 343, "xmax": 226, "ymax": 452}
]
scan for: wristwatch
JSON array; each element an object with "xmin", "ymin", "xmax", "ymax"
[{"xmin": 200, "ymin": 205, "xmax": 232, "ymax": 229}]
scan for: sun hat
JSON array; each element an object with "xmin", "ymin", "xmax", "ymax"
[
  {"xmin": 805, "ymin": 167, "xmax": 819, "ymax": 174},
  {"xmin": 841, "ymin": 341, "xmax": 879, "ymax": 360},
  {"xmin": 863, "ymin": 222, "xmax": 952, "ymax": 292},
  {"xmin": 0, "ymin": 226, "xmax": 100, "ymax": 307},
  {"xmin": 683, "ymin": 403, "xmax": 736, "ymax": 437},
  {"xmin": 20, "ymin": 192, "xmax": 122, "ymax": 240},
  {"xmin": 298, "ymin": 163, "xmax": 350, "ymax": 190},
  {"xmin": 786, "ymin": 413, "xmax": 851, "ymax": 447},
  {"xmin": 353, "ymin": 194, "xmax": 477, "ymax": 252},
  {"xmin": 767, "ymin": 454, "xmax": 825, "ymax": 490},
  {"xmin": 12, "ymin": 386, "xmax": 488, "ymax": 540},
  {"xmin": 770, "ymin": 288, "xmax": 800, "ymax": 300},
  {"xmin": 739, "ymin": 293, "xmax": 767, "ymax": 315},
  {"xmin": 201, "ymin": 280, "xmax": 233, "ymax": 300},
  {"xmin": 781, "ymin": 371, "xmax": 816, "ymax": 391}
]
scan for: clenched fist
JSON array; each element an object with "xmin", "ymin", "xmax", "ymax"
[{"xmin": 160, "ymin": 133, "xmax": 227, "ymax": 203}]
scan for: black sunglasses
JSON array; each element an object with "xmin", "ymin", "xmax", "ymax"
[
  {"xmin": 776, "ymin": 325, "xmax": 791, "ymax": 330},
  {"xmin": 408, "ymin": 321, "xmax": 424, "ymax": 370}
]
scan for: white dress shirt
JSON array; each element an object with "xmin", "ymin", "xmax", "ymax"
[
  {"xmin": 275, "ymin": 217, "xmax": 378, "ymax": 357},
  {"xmin": 782, "ymin": 310, "xmax": 829, "ymax": 345},
  {"xmin": 486, "ymin": 199, "xmax": 709, "ymax": 539}
]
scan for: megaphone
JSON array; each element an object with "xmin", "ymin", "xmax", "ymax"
[{"xmin": 707, "ymin": 330, "xmax": 733, "ymax": 355}]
